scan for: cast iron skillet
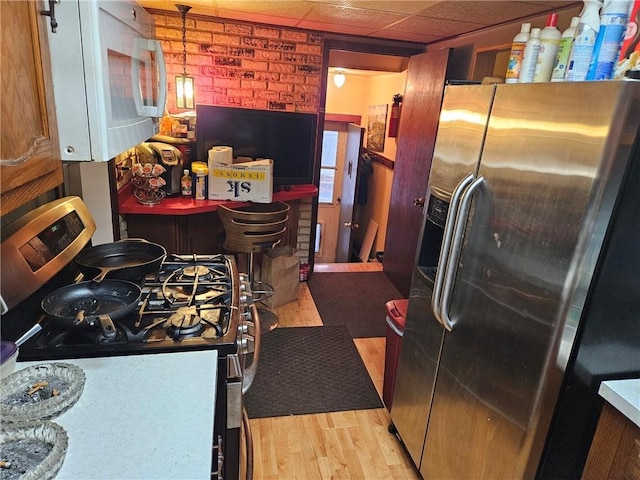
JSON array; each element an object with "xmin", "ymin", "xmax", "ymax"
[
  {"xmin": 41, "ymin": 280, "xmax": 142, "ymax": 338},
  {"xmin": 75, "ymin": 239, "xmax": 167, "ymax": 282}
]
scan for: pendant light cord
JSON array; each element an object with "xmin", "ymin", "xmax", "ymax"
[{"xmin": 176, "ymin": 4, "xmax": 192, "ymax": 77}]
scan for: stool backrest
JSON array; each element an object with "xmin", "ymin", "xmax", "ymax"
[{"xmin": 218, "ymin": 201, "xmax": 290, "ymax": 253}]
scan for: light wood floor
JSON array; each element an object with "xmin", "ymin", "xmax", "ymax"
[{"xmin": 248, "ymin": 263, "xmax": 421, "ymax": 480}]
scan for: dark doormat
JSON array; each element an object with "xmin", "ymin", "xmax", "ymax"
[
  {"xmin": 307, "ymin": 271, "xmax": 402, "ymax": 338},
  {"xmin": 244, "ymin": 325, "xmax": 383, "ymax": 419}
]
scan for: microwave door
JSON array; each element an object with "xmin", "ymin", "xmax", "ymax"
[{"xmin": 132, "ymin": 38, "xmax": 167, "ymax": 118}]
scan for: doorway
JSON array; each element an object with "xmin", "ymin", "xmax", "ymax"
[{"xmin": 316, "ymin": 60, "xmax": 408, "ymax": 264}]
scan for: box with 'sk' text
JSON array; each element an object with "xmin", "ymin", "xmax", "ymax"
[{"xmin": 208, "ymin": 159, "xmax": 273, "ymax": 203}]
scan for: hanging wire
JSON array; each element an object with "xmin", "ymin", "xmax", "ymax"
[{"xmin": 176, "ymin": 4, "xmax": 191, "ymax": 77}]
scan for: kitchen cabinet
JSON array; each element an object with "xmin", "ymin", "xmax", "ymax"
[
  {"xmin": 582, "ymin": 401, "xmax": 640, "ymax": 479},
  {"xmin": 0, "ymin": 1, "xmax": 63, "ymax": 217},
  {"xmin": 382, "ymin": 49, "xmax": 451, "ymax": 296}
]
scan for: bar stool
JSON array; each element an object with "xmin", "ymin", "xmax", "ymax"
[{"xmin": 218, "ymin": 201, "xmax": 290, "ymax": 333}]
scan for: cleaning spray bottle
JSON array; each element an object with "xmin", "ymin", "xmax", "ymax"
[
  {"xmin": 519, "ymin": 28, "xmax": 542, "ymax": 82},
  {"xmin": 506, "ymin": 23, "xmax": 532, "ymax": 83},
  {"xmin": 551, "ymin": 16, "xmax": 581, "ymax": 81},
  {"xmin": 534, "ymin": 13, "xmax": 562, "ymax": 81},
  {"xmin": 565, "ymin": 0, "xmax": 604, "ymax": 81},
  {"xmin": 586, "ymin": 0, "xmax": 632, "ymax": 79}
]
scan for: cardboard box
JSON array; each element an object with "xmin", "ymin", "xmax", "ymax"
[{"xmin": 208, "ymin": 159, "xmax": 273, "ymax": 203}]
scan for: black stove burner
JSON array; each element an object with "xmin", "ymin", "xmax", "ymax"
[{"xmin": 5, "ymin": 253, "xmax": 240, "ymax": 360}]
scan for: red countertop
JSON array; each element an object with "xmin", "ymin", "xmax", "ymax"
[{"xmin": 118, "ymin": 183, "xmax": 318, "ymax": 216}]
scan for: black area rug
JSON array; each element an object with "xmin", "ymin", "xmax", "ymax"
[
  {"xmin": 307, "ymin": 271, "xmax": 402, "ymax": 338},
  {"xmin": 244, "ymin": 325, "xmax": 383, "ymax": 419}
]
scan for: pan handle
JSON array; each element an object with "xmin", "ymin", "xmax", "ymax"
[{"xmin": 81, "ymin": 313, "xmax": 117, "ymax": 339}]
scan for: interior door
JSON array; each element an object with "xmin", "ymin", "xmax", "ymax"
[
  {"xmin": 336, "ymin": 124, "xmax": 364, "ymax": 262},
  {"xmin": 382, "ymin": 49, "xmax": 451, "ymax": 296}
]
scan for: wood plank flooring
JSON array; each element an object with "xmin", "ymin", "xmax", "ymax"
[{"xmin": 247, "ymin": 263, "xmax": 421, "ymax": 480}]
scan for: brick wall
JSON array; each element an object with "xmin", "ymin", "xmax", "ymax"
[
  {"xmin": 151, "ymin": 12, "xmax": 322, "ymax": 263},
  {"xmin": 152, "ymin": 12, "xmax": 324, "ymax": 114}
]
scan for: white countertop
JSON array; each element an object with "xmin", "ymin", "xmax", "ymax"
[
  {"xmin": 599, "ymin": 378, "xmax": 640, "ymax": 428},
  {"xmin": 21, "ymin": 350, "xmax": 217, "ymax": 479}
]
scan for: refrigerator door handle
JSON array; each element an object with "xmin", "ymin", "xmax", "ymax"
[
  {"xmin": 440, "ymin": 176, "xmax": 484, "ymax": 331},
  {"xmin": 432, "ymin": 173, "xmax": 474, "ymax": 326}
]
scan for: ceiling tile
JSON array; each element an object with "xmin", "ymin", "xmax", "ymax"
[
  {"xmin": 384, "ymin": 15, "xmax": 486, "ymax": 37},
  {"xmin": 303, "ymin": 3, "xmax": 407, "ymax": 28},
  {"xmin": 413, "ymin": 1, "xmax": 563, "ymax": 25}
]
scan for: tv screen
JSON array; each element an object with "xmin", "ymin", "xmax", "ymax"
[{"xmin": 195, "ymin": 105, "xmax": 318, "ymax": 187}]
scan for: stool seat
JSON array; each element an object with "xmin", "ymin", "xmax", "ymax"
[{"xmin": 218, "ymin": 201, "xmax": 290, "ymax": 333}]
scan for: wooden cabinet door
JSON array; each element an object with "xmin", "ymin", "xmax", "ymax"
[
  {"xmin": 1, "ymin": 1, "xmax": 63, "ymax": 216},
  {"xmin": 382, "ymin": 49, "xmax": 451, "ymax": 297}
]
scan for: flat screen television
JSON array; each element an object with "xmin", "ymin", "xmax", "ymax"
[{"xmin": 195, "ymin": 105, "xmax": 318, "ymax": 188}]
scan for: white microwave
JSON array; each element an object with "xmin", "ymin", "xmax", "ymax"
[{"xmin": 46, "ymin": 0, "xmax": 167, "ymax": 161}]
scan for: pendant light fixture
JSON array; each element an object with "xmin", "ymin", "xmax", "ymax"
[
  {"xmin": 333, "ymin": 69, "xmax": 346, "ymax": 88},
  {"xmin": 175, "ymin": 4, "xmax": 194, "ymax": 109}
]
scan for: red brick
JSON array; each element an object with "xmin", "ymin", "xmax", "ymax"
[
  {"xmin": 225, "ymin": 23, "xmax": 252, "ymax": 35},
  {"xmin": 280, "ymin": 74, "xmax": 305, "ymax": 84},
  {"xmin": 268, "ymin": 83, "xmax": 293, "ymax": 92},
  {"xmin": 269, "ymin": 63, "xmax": 297, "ymax": 73},
  {"xmin": 281, "ymin": 30, "xmax": 308, "ymax": 42},
  {"xmin": 296, "ymin": 43, "xmax": 322, "ymax": 55},
  {"xmin": 226, "ymin": 88, "xmax": 255, "ymax": 98},
  {"xmin": 196, "ymin": 19, "xmax": 225, "ymax": 32},
  {"xmin": 255, "ymin": 50, "xmax": 281, "ymax": 61},
  {"xmin": 240, "ymin": 80, "xmax": 268, "ymax": 90},
  {"xmin": 253, "ymin": 26, "xmax": 280, "ymax": 39},
  {"xmin": 255, "ymin": 90, "xmax": 281, "ymax": 100},
  {"xmin": 214, "ymin": 77, "xmax": 242, "ymax": 88},
  {"xmin": 213, "ymin": 33, "xmax": 241, "ymax": 45},
  {"xmin": 241, "ymin": 60, "xmax": 269, "ymax": 70},
  {"xmin": 242, "ymin": 98, "xmax": 268, "ymax": 109}
]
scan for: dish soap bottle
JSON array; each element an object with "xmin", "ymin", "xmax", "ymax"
[
  {"xmin": 565, "ymin": 0, "xmax": 604, "ymax": 81},
  {"xmin": 181, "ymin": 169, "xmax": 192, "ymax": 197},
  {"xmin": 519, "ymin": 28, "xmax": 542, "ymax": 83},
  {"xmin": 551, "ymin": 16, "xmax": 581, "ymax": 81},
  {"xmin": 586, "ymin": 0, "xmax": 632, "ymax": 80},
  {"xmin": 506, "ymin": 23, "xmax": 532, "ymax": 83},
  {"xmin": 534, "ymin": 13, "xmax": 562, "ymax": 82}
]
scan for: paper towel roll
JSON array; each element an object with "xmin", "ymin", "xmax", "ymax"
[{"xmin": 208, "ymin": 146, "xmax": 233, "ymax": 165}]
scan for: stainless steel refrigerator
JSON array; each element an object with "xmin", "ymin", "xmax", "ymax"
[{"xmin": 390, "ymin": 81, "xmax": 640, "ymax": 479}]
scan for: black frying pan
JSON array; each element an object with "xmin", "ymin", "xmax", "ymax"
[
  {"xmin": 75, "ymin": 239, "xmax": 167, "ymax": 282},
  {"xmin": 41, "ymin": 280, "xmax": 142, "ymax": 338}
]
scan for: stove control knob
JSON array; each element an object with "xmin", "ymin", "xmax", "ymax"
[
  {"xmin": 239, "ymin": 273, "xmax": 249, "ymax": 283},
  {"xmin": 240, "ymin": 293, "xmax": 253, "ymax": 305},
  {"xmin": 239, "ymin": 333, "xmax": 255, "ymax": 354}
]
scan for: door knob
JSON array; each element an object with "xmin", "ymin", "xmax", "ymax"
[
  {"xmin": 344, "ymin": 222, "xmax": 360, "ymax": 229},
  {"xmin": 414, "ymin": 197, "xmax": 425, "ymax": 207}
]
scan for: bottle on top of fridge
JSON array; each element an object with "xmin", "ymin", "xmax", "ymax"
[
  {"xmin": 565, "ymin": 0, "xmax": 604, "ymax": 81},
  {"xmin": 519, "ymin": 28, "xmax": 542, "ymax": 82},
  {"xmin": 505, "ymin": 23, "xmax": 532, "ymax": 83},
  {"xmin": 551, "ymin": 16, "xmax": 581, "ymax": 81},
  {"xmin": 586, "ymin": 0, "xmax": 632, "ymax": 79},
  {"xmin": 534, "ymin": 13, "xmax": 562, "ymax": 81}
]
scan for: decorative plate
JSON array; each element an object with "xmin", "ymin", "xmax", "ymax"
[
  {"xmin": 0, "ymin": 363, "xmax": 85, "ymax": 423},
  {"xmin": 0, "ymin": 421, "xmax": 68, "ymax": 480}
]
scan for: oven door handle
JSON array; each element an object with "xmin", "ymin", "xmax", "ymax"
[{"xmin": 242, "ymin": 302, "xmax": 261, "ymax": 395}]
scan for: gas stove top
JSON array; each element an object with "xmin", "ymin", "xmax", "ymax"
[{"xmin": 5, "ymin": 254, "xmax": 243, "ymax": 361}]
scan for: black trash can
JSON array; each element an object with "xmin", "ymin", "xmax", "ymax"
[{"xmin": 383, "ymin": 298, "xmax": 407, "ymax": 411}]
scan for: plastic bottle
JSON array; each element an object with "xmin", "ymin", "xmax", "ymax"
[
  {"xmin": 586, "ymin": 0, "xmax": 632, "ymax": 79},
  {"xmin": 534, "ymin": 14, "xmax": 562, "ymax": 81},
  {"xmin": 551, "ymin": 16, "xmax": 581, "ymax": 81},
  {"xmin": 505, "ymin": 23, "xmax": 532, "ymax": 83},
  {"xmin": 565, "ymin": 0, "xmax": 604, "ymax": 81},
  {"xmin": 181, "ymin": 169, "xmax": 192, "ymax": 197},
  {"xmin": 191, "ymin": 162, "xmax": 209, "ymax": 200},
  {"xmin": 519, "ymin": 28, "xmax": 542, "ymax": 82}
]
